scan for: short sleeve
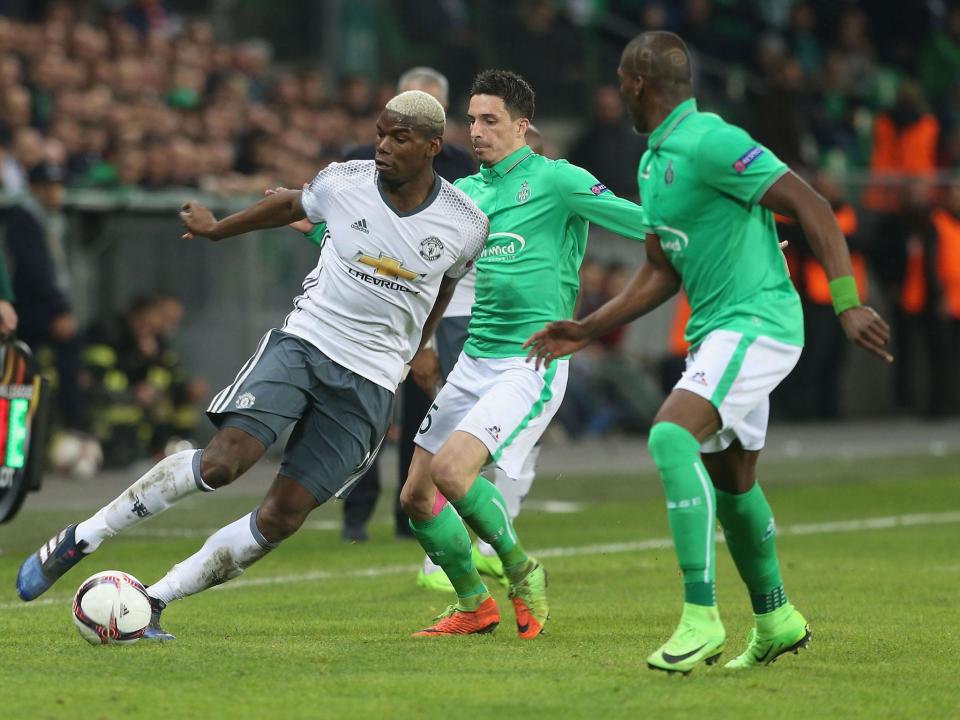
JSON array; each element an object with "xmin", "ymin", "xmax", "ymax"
[
  {"xmin": 301, "ymin": 161, "xmax": 376, "ymax": 223},
  {"xmin": 696, "ymin": 124, "xmax": 788, "ymax": 205},
  {"xmin": 553, "ymin": 160, "xmax": 650, "ymax": 241},
  {"xmin": 300, "ymin": 164, "xmax": 336, "ymax": 223},
  {"xmin": 446, "ymin": 211, "xmax": 489, "ymax": 279}
]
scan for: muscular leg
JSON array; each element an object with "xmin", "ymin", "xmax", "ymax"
[
  {"xmin": 647, "ymin": 389, "xmax": 721, "ymax": 607},
  {"xmin": 705, "ymin": 441, "xmax": 789, "ymax": 615},
  {"xmin": 148, "ymin": 475, "xmax": 319, "ymax": 605},
  {"xmin": 401, "ymin": 445, "xmax": 486, "ymax": 606},
  {"xmin": 75, "ymin": 427, "xmax": 267, "ymax": 552},
  {"xmin": 644, "ymin": 389, "xmax": 729, "ymax": 671},
  {"xmin": 431, "ymin": 432, "xmax": 535, "ymax": 583},
  {"xmin": 476, "ymin": 445, "xmax": 540, "ymax": 559},
  {"xmin": 17, "ymin": 426, "xmax": 269, "ymax": 602}
]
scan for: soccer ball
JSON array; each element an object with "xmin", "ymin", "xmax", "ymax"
[{"xmin": 72, "ymin": 571, "xmax": 152, "ymax": 645}]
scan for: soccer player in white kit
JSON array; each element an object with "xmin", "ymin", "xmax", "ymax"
[{"xmin": 15, "ymin": 91, "xmax": 488, "ymax": 640}]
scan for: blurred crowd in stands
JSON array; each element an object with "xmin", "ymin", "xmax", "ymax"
[{"xmin": 1, "ymin": 0, "xmax": 959, "ymax": 477}]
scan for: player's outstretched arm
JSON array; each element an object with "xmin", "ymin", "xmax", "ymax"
[
  {"xmin": 180, "ymin": 189, "xmax": 308, "ymax": 241},
  {"xmin": 524, "ymin": 233, "xmax": 680, "ymax": 369},
  {"xmin": 760, "ymin": 171, "xmax": 893, "ymax": 363},
  {"xmin": 265, "ymin": 185, "xmax": 315, "ymax": 234}
]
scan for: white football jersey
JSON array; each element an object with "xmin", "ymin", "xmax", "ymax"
[{"xmin": 284, "ymin": 161, "xmax": 488, "ymax": 391}]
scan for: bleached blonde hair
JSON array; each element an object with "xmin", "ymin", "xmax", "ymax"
[{"xmin": 384, "ymin": 90, "xmax": 445, "ymax": 137}]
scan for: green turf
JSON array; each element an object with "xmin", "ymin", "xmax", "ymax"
[{"xmin": 1, "ymin": 454, "xmax": 958, "ymax": 719}]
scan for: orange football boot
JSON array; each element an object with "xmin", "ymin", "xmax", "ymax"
[{"xmin": 412, "ymin": 595, "xmax": 500, "ymax": 637}]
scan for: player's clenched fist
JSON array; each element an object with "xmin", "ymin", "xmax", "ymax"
[
  {"xmin": 839, "ymin": 305, "xmax": 893, "ymax": 363},
  {"xmin": 523, "ymin": 320, "xmax": 591, "ymax": 370},
  {"xmin": 179, "ymin": 201, "xmax": 219, "ymax": 240}
]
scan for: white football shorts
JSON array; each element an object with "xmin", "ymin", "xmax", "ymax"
[
  {"xmin": 414, "ymin": 353, "xmax": 568, "ymax": 478},
  {"xmin": 674, "ymin": 329, "xmax": 802, "ymax": 453}
]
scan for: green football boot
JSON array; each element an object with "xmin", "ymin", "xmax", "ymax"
[
  {"xmin": 472, "ymin": 543, "xmax": 509, "ymax": 588},
  {"xmin": 647, "ymin": 603, "xmax": 726, "ymax": 674},
  {"xmin": 508, "ymin": 559, "xmax": 549, "ymax": 639},
  {"xmin": 416, "ymin": 568, "xmax": 455, "ymax": 594},
  {"xmin": 724, "ymin": 604, "xmax": 811, "ymax": 669}
]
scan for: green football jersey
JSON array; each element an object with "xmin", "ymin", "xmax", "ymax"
[
  {"xmin": 456, "ymin": 145, "xmax": 648, "ymax": 358},
  {"xmin": 639, "ymin": 98, "xmax": 804, "ymax": 347}
]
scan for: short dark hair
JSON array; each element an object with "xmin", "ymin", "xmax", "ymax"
[{"xmin": 470, "ymin": 70, "xmax": 535, "ymax": 121}]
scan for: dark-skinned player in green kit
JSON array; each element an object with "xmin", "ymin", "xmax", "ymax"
[{"xmin": 525, "ymin": 32, "xmax": 892, "ymax": 673}]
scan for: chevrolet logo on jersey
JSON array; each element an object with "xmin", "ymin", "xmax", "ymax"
[{"xmin": 355, "ymin": 253, "xmax": 421, "ymax": 281}]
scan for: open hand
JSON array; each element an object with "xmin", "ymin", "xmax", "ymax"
[
  {"xmin": 180, "ymin": 201, "xmax": 219, "ymax": 240},
  {"xmin": 523, "ymin": 320, "xmax": 592, "ymax": 370},
  {"xmin": 839, "ymin": 305, "xmax": 893, "ymax": 363}
]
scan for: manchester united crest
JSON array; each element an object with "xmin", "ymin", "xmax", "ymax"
[{"xmin": 419, "ymin": 236, "xmax": 444, "ymax": 261}]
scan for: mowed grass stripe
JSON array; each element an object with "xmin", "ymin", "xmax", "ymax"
[{"xmin": 2, "ymin": 509, "xmax": 957, "ymax": 612}]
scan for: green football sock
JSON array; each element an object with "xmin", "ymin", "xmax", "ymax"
[
  {"xmin": 715, "ymin": 483, "xmax": 787, "ymax": 614},
  {"xmin": 451, "ymin": 476, "xmax": 531, "ymax": 583},
  {"xmin": 648, "ymin": 422, "xmax": 717, "ymax": 607},
  {"xmin": 409, "ymin": 505, "xmax": 488, "ymax": 609}
]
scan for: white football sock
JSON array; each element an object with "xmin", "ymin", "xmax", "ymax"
[
  {"xmin": 147, "ymin": 510, "xmax": 277, "ymax": 604},
  {"xmin": 75, "ymin": 450, "xmax": 212, "ymax": 552},
  {"xmin": 422, "ymin": 554, "xmax": 443, "ymax": 575}
]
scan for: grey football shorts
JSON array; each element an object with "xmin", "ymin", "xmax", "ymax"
[{"xmin": 206, "ymin": 330, "xmax": 393, "ymax": 504}]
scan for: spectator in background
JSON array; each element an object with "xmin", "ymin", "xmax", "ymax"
[
  {"xmin": 2, "ymin": 162, "xmax": 95, "ymax": 460},
  {"xmin": 786, "ymin": 2, "xmax": 822, "ymax": 78},
  {"xmin": 927, "ymin": 177, "xmax": 960, "ymax": 414},
  {"xmin": 558, "ymin": 260, "xmax": 660, "ymax": 438},
  {"xmin": 834, "ymin": 7, "xmax": 878, "ymax": 102},
  {"xmin": 864, "ymin": 80, "xmax": 940, "ymax": 212},
  {"xmin": 919, "ymin": 6, "xmax": 960, "ymax": 105},
  {"xmin": 567, "ymin": 86, "xmax": 646, "ymax": 197},
  {"xmin": 84, "ymin": 295, "xmax": 205, "ymax": 465},
  {"xmin": 755, "ymin": 55, "xmax": 810, "ymax": 169},
  {"xmin": 0, "ymin": 226, "xmax": 17, "ymax": 336},
  {"xmin": 779, "ymin": 172, "xmax": 866, "ymax": 419},
  {"xmin": 85, "ymin": 297, "xmax": 164, "ymax": 467},
  {"xmin": 875, "ymin": 180, "xmax": 941, "ymax": 416},
  {"xmin": 147, "ymin": 294, "xmax": 208, "ymax": 455}
]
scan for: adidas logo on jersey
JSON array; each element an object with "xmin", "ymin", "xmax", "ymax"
[{"xmin": 351, "ymin": 218, "xmax": 370, "ymax": 234}]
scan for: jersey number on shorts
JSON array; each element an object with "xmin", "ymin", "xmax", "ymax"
[{"xmin": 418, "ymin": 403, "xmax": 440, "ymax": 435}]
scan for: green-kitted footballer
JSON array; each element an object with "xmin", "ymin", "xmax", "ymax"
[{"xmin": 525, "ymin": 31, "xmax": 893, "ymax": 673}]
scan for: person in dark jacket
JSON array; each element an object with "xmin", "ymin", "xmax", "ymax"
[{"xmin": 3, "ymin": 163, "xmax": 86, "ymax": 432}]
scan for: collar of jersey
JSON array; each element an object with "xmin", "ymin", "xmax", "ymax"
[
  {"xmin": 376, "ymin": 171, "xmax": 442, "ymax": 218},
  {"xmin": 649, "ymin": 98, "xmax": 697, "ymax": 151},
  {"xmin": 479, "ymin": 145, "xmax": 534, "ymax": 183}
]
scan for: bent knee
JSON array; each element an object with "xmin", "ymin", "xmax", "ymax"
[
  {"xmin": 647, "ymin": 422, "xmax": 700, "ymax": 468},
  {"xmin": 256, "ymin": 503, "xmax": 306, "ymax": 543},
  {"xmin": 199, "ymin": 449, "xmax": 242, "ymax": 488},
  {"xmin": 400, "ymin": 481, "xmax": 434, "ymax": 521}
]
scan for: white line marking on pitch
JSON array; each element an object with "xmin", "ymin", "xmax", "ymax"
[
  {"xmin": 3, "ymin": 511, "xmax": 958, "ymax": 612},
  {"xmin": 120, "ymin": 503, "xmax": 585, "ymax": 540}
]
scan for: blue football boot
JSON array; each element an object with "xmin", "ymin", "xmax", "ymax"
[
  {"xmin": 16, "ymin": 524, "xmax": 88, "ymax": 601},
  {"xmin": 142, "ymin": 596, "xmax": 176, "ymax": 642}
]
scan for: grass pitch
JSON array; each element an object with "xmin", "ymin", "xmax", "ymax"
[{"xmin": 1, "ymin": 452, "xmax": 958, "ymax": 720}]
